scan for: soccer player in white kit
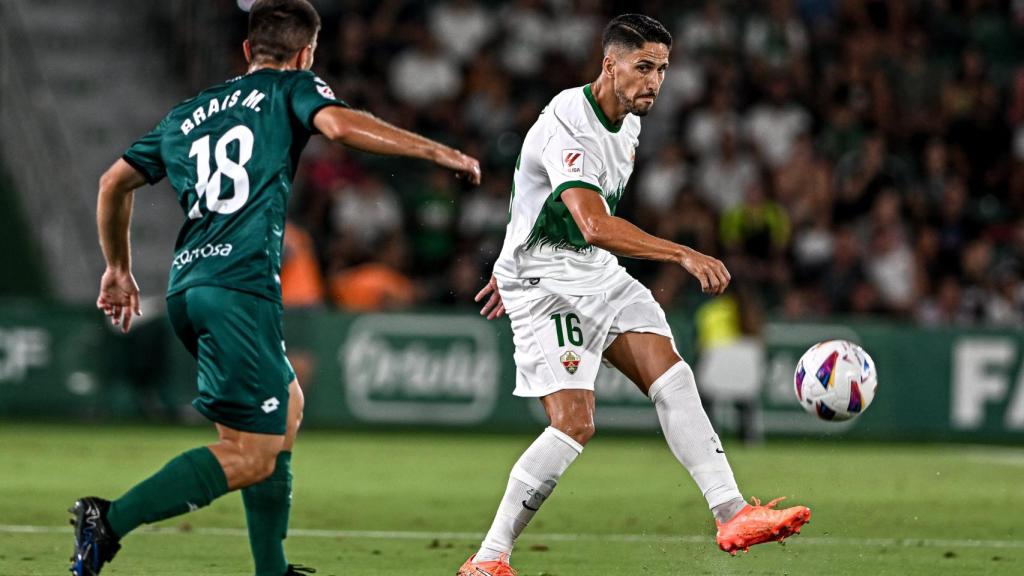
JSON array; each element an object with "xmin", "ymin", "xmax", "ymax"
[{"xmin": 461, "ymin": 14, "xmax": 811, "ymax": 576}]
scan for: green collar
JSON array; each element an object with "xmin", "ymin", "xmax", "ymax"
[{"xmin": 583, "ymin": 83, "xmax": 622, "ymax": 133}]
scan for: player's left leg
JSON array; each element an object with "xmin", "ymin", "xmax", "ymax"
[
  {"xmin": 243, "ymin": 378, "xmax": 304, "ymax": 576},
  {"xmin": 604, "ymin": 331, "xmax": 810, "ymax": 553}
]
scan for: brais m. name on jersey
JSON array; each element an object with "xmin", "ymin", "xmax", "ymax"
[{"xmin": 180, "ymin": 88, "xmax": 266, "ymax": 136}]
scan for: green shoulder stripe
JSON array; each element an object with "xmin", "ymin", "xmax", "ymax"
[
  {"xmin": 553, "ymin": 180, "xmax": 601, "ymax": 198},
  {"xmin": 525, "ymin": 180, "xmax": 603, "ymax": 251}
]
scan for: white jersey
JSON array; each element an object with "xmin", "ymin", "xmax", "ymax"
[{"xmin": 493, "ymin": 84, "xmax": 641, "ymax": 297}]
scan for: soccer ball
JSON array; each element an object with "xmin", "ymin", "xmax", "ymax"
[{"xmin": 794, "ymin": 340, "xmax": 877, "ymax": 421}]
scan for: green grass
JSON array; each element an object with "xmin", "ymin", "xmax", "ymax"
[{"xmin": 0, "ymin": 424, "xmax": 1021, "ymax": 575}]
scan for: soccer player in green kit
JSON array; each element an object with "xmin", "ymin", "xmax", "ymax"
[{"xmin": 69, "ymin": 1, "xmax": 480, "ymax": 575}]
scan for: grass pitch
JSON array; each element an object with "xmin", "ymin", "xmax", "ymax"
[{"xmin": 0, "ymin": 423, "xmax": 1021, "ymax": 575}]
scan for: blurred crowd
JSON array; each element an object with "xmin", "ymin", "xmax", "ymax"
[{"xmin": 186, "ymin": 0, "xmax": 1024, "ymax": 325}]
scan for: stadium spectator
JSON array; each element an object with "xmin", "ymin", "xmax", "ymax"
[
  {"xmin": 280, "ymin": 222, "xmax": 325, "ymax": 308},
  {"xmin": 743, "ymin": 74, "xmax": 811, "ymax": 168},
  {"xmin": 892, "ymin": 30, "xmax": 944, "ymax": 143},
  {"xmin": 686, "ymin": 82, "xmax": 740, "ymax": 160},
  {"xmin": 458, "ymin": 176, "xmax": 512, "ymax": 244},
  {"xmin": 428, "ymin": 0, "xmax": 496, "ymax": 63},
  {"xmin": 774, "ymin": 132, "xmax": 832, "ymax": 226},
  {"xmin": 864, "ymin": 193, "xmax": 916, "ymax": 314},
  {"xmin": 696, "ymin": 128, "xmax": 758, "ymax": 214},
  {"xmin": 550, "ymin": 0, "xmax": 604, "ymax": 64},
  {"xmin": 678, "ymin": 0, "xmax": 737, "ymax": 59},
  {"xmin": 388, "ymin": 28, "xmax": 462, "ymax": 108},
  {"xmin": 410, "ymin": 170, "xmax": 460, "ymax": 274},
  {"xmin": 694, "ymin": 285, "xmax": 767, "ymax": 444},
  {"xmin": 958, "ymin": 238, "xmax": 996, "ymax": 322},
  {"xmin": 497, "ymin": 0, "xmax": 551, "ymax": 76},
  {"xmin": 833, "ymin": 131, "xmax": 911, "ymax": 226},
  {"xmin": 636, "ymin": 143, "xmax": 688, "ymax": 217},
  {"xmin": 329, "ymin": 234, "xmax": 417, "ymax": 312},
  {"xmin": 821, "ymin": 225, "xmax": 867, "ymax": 313},
  {"xmin": 917, "ymin": 276, "xmax": 971, "ymax": 326},
  {"xmin": 293, "ymin": 140, "xmax": 365, "ymax": 244},
  {"xmin": 463, "ymin": 74, "xmax": 517, "ymax": 138},
  {"xmin": 329, "ymin": 174, "xmax": 403, "ymax": 252},
  {"xmin": 985, "ymin": 263, "xmax": 1024, "ymax": 325},
  {"xmin": 720, "ymin": 169, "xmax": 791, "ymax": 291},
  {"xmin": 915, "ymin": 138, "xmax": 956, "ymax": 214},
  {"xmin": 743, "ymin": 0, "xmax": 809, "ymax": 88},
  {"xmin": 931, "ymin": 177, "xmax": 976, "ymax": 278},
  {"xmin": 818, "ymin": 85, "xmax": 866, "ymax": 161},
  {"xmin": 442, "ymin": 251, "xmax": 488, "ymax": 308}
]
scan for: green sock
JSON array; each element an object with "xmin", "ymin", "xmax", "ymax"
[
  {"xmin": 242, "ymin": 451, "xmax": 292, "ymax": 576},
  {"xmin": 107, "ymin": 447, "xmax": 229, "ymax": 538}
]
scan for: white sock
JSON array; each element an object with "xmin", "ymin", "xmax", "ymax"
[
  {"xmin": 476, "ymin": 426, "xmax": 583, "ymax": 562},
  {"xmin": 650, "ymin": 360, "xmax": 743, "ymax": 513}
]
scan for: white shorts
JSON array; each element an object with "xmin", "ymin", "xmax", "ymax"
[{"xmin": 499, "ymin": 269, "xmax": 677, "ymax": 397}]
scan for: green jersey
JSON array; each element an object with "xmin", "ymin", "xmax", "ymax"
[{"xmin": 123, "ymin": 69, "xmax": 347, "ymax": 303}]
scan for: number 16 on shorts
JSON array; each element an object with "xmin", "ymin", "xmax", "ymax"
[{"xmin": 551, "ymin": 313, "xmax": 584, "ymax": 375}]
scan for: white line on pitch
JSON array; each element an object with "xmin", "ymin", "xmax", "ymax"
[{"xmin": 1, "ymin": 524, "xmax": 1022, "ymax": 550}]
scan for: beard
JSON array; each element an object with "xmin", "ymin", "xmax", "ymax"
[{"xmin": 615, "ymin": 85, "xmax": 656, "ymax": 117}]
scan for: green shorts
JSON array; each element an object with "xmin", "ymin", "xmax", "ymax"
[{"xmin": 167, "ymin": 286, "xmax": 295, "ymax": 435}]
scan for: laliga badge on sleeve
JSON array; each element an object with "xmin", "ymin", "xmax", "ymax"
[
  {"xmin": 562, "ymin": 149, "xmax": 584, "ymax": 176},
  {"xmin": 314, "ymin": 77, "xmax": 336, "ymax": 100}
]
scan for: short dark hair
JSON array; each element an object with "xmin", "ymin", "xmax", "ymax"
[
  {"xmin": 248, "ymin": 0, "xmax": 321, "ymax": 63},
  {"xmin": 602, "ymin": 14, "xmax": 672, "ymax": 54}
]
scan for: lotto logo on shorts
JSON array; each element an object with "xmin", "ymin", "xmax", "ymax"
[
  {"xmin": 562, "ymin": 149, "xmax": 584, "ymax": 176},
  {"xmin": 560, "ymin": 350, "xmax": 581, "ymax": 375},
  {"xmin": 261, "ymin": 397, "xmax": 280, "ymax": 414}
]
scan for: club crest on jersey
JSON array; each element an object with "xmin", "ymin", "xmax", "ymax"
[
  {"xmin": 562, "ymin": 149, "xmax": 585, "ymax": 176},
  {"xmin": 560, "ymin": 350, "xmax": 581, "ymax": 375},
  {"xmin": 314, "ymin": 77, "xmax": 336, "ymax": 100}
]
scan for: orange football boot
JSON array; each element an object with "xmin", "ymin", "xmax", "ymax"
[
  {"xmin": 715, "ymin": 497, "xmax": 811, "ymax": 555},
  {"xmin": 457, "ymin": 553, "xmax": 517, "ymax": 576}
]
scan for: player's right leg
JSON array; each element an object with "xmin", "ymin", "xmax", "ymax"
[
  {"xmin": 461, "ymin": 288, "xmax": 606, "ymax": 576},
  {"xmin": 460, "ymin": 390, "xmax": 591, "ymax": 576}
]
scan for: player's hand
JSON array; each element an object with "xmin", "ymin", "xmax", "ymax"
[
  {"xmin": 679, "ymin": 248, "xmax": 731, "ymax": 295},
  {"xmin": 435, "ymin": 148, "xmax": 481, "ymax": 185},
  {"xmin": 97, "ymin": 266, "xmax": 142, "ymax": 333},
  {"xmin": 474, "ymin": 275, "xmax": 505, "ymax": 320}
]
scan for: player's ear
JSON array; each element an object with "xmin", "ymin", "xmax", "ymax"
[
  {"xmin": 602, "ymin": 52, "xmax": 616, "ymax": 79},
  {"xmin": 298, "ymin": 45, "xmax": 314, "ymax": 70},
  {"xmin": 243, "ymin": 39, "xmax": 253, "ymax": 64}
]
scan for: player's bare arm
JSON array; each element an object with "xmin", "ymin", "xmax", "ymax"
[
  {"xmin": 96, "ymin": 158, "xmax": 147, "ymax": 332},
  {"xmin": 561, "ymin": 187, "xmax": 730, "ymax": 295},
  {"xmin": 313, "ymin": 107, "xmax": 481, "ymax": 185}
]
